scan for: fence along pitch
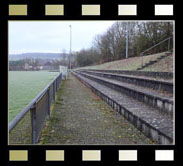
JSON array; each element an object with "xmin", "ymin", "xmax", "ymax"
[{"xmin": 9, "ymin": 73, "xmax": 62, "ymax": 144}]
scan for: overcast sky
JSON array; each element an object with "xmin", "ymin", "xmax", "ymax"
[{"xmin": 9, "ymin": 21, "xmax": 116, "ymax": 54}]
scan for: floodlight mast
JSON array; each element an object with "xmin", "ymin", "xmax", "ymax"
[
  {"xmin": 126, "ymin": 22, "xmax": 129, "ymax": 59},
  {"xmin": 69, "ymin": 25, "xmax": 72, "ymax": 70}
]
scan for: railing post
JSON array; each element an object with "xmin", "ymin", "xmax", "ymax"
[
  {"xmin": 168, "ymin": 37, "xmax": 171, "ymax": 51},
  {"xmin": 53, "ymin": 80, "xmax": 55, "ymax": 102},
  {"xmin": 47, "ymin": 87, "xmax": 50, "ymax": 118},
  {"xmin": 141, "ymin": 53, "xmax": 143, "ymax": 68},
  {"xmin": 31, "ymin": 104, "xmax": 37, "ymax": 144},
  {"xmin": 60, "ymin": 74, "xmax": 62, "ymax": 84},
  {"xmin": 56, "ymin": 78, "xmax": 58, "ymax": 92}
]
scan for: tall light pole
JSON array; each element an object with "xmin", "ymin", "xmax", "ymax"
[
  {"xmin": 126, "ymin": 22, "xmax": 129, "ymax": 59},
  {"xmin": 69, "ymin": 25, "xmax": 72, "ymax": 70}
]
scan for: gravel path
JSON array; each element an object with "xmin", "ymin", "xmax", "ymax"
[{"xmin": 39, "ymin": 73, "xmax": 153, "ymax": 145}]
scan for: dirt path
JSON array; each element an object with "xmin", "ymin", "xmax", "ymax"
[{"xmin": 39, "ymin": 73, "xmax": 153, "ymax": 145}]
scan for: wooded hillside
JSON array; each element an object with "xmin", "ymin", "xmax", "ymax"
[{"xmin": 75, "ymin": 22, "xmax": 173, "ymax": 67}]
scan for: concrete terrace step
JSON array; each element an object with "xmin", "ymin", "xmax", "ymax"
[
  {"xmin": 80, "ymin": 70, "xmax": 173, "ymax": 94},
  {"xmin": 72, "ymin": 72, "xmax": 174, "ymax": 144},
  {"xmin": 77, "ymin": 71, "xmax": 173, "ymax": 115},
  {"xmin": 85, "ymin": 69, "xmax": 173, "ymax": 80}
]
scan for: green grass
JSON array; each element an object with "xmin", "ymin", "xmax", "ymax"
[{"xmin": 8, "ymin": 71, "xmax": 59, "ymax": 122}]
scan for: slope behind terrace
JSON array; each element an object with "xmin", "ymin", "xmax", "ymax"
[
  {"xmin": 141, "ymin": 54, "xmax": 173, "ymax": 72},
  {"xmin": 78, "ymin": 52, "xmax": 173, "ymax": 72}
]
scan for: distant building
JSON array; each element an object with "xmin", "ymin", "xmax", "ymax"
[
  {"xmin": 43, "ymin": 62, "xmax": 53, "ymax": 70},
  {"xmin": 24, "ymin": 63, "xmax": 30, "ymax": 70},
  {"xmin": 39, "ymin": 66, "xmax": 43, "ymax": 70}
]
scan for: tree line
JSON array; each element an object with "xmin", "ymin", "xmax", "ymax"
[{"xmin": 75, "ymin": 22, "xmax": 173, "ymax": 67}]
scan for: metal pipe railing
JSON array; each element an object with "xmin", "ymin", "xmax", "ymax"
[
  {"xmin": 140, "ymin": 37, "xmax": 172, "ymax": 67},
  {"xmin": 9, "ymin": 73, "xmax": 62, "ymax": 144}
]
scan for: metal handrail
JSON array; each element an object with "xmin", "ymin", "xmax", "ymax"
[
  {"xmin": 8, "ymin": 73, "xmax": 62, "ymax": 132},
  {"xmin": 141, "ymin": 37, "xmax": 172, "ymax": 55},
  {"xmin": 140, "ymin": 36, "xmax": 172, "ymax": 67}
]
